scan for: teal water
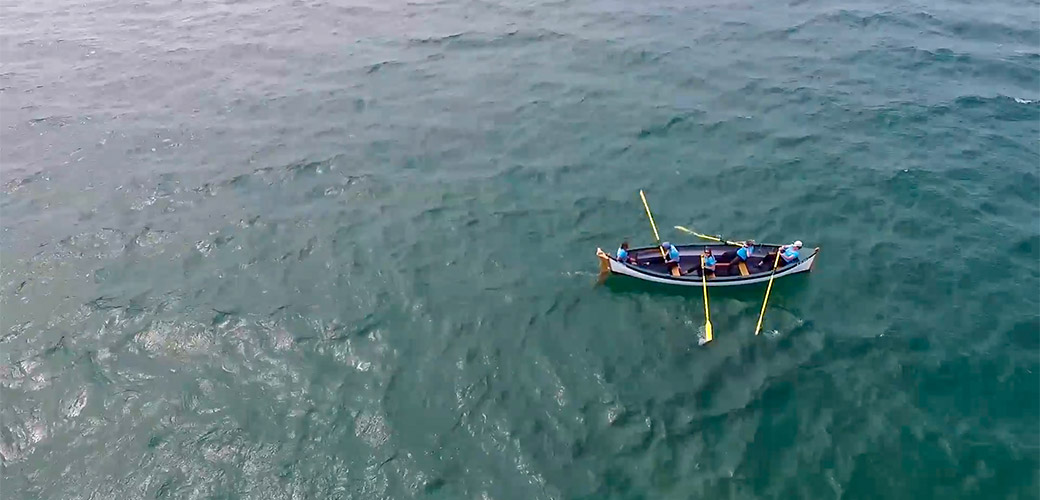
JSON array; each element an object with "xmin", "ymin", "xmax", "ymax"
[{"xmin": 2, "ymin": 0, "xmax": 1038, "ymax": 497}]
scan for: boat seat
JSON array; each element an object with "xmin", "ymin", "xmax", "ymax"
[
  {"xmin": 737, "ymin": 261, "xmax": 750, "ymax": 276},
  {"xmin": 710, "ymin": 261, "xmax": 730, "ymax": 276}
]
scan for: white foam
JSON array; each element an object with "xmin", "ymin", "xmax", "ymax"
[{"xmin": 696, "ymin": 324, "xmax": 711, "ymax": 345}]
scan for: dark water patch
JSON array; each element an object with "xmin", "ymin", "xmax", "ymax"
[{"xmin": 1006, "ymin": 317, "xmax": 1040, "ymax": 351}]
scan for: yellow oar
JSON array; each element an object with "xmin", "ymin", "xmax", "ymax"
[
  {"xmin": 700, "ymin": 255, "xmax": 713, "ymax": 343},
  {"xmin": 639, "ymin": 190, "xmax": 668, "ymax": 259},
  {"xmin": 754, "ymin": 250, "xmax": 784, "ymax": 335},
  {"xmin": 674, "ymin": 225, "xmax": 743, "ymax": 246}
]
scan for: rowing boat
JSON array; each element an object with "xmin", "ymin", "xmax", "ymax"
[{"xmin": 596, "ymin": 243, "xmax": 819, "ymax": 287}]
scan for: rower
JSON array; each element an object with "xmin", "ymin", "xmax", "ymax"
[
  {"xmin": 722, "ymin": 240, "xmax": 756, "ymax": 263},
  {"xmin": 661, "ymin": 242, "xmax": 680, "ymax": 262},
  {"xmin": 764, "ymin": 240, "xmax": 803, "ymax": 269},
  {"xmin": 661, "ymin": 241, "xmax": 681, "ymax": 274},
  {"xmin": 616, "ymin": 241, "xmax": 637, "ymax": 264},
  {"xmin": 779, "ymin": 240, "xmax": 802, "ymax": 265},
  {"xmin": 687, "ymin": 247, "xmax": 716, "ymax": 277},
  {"xmin": 718, "ymin": 239, "xmax": 755, "ymax": 276},
  {"xmin": 737, "ymin": 240, "xmax": 756, "ymax": 262}
]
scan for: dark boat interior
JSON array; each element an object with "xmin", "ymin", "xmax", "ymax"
[{"xmin": 622, "ymin": 243, "xmax": 797, "ymax": 279}]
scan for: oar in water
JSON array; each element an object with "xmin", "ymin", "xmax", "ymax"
[
  {"xmin": 700, "ymin": 255, "xmax": 713, "ymax": 343},
  {"xmin": 754, "ymin": 250, "xmax": 784, "ymax": 335},
  {"xmin": 674, "ymin": 225, "xmax": 744, "ymax": 246},
  {"xmin": 639, "ymin": 190, "xmax": 667, "ymax": 259}
]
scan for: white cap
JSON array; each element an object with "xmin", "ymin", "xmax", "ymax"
[{"xmin": 794, "ymin": 240, "xmax": 803, "ymax": 247}]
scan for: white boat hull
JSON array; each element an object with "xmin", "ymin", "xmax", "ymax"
[{"xmin": 596, "ymin": 246, "xmax": 818, "ymax": 287}]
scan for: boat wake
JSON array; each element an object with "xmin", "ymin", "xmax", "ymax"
[{"xmin": 561, "ymin": 270, "xmax": 599, "ymax": 277}]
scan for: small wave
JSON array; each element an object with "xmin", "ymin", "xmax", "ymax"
[
  {"xmin": 949, "ymin": 94, "xmax": 1040, "ymax": 108},
  {"xmin": 944, "ymin": 95, "xmax": 1040, "ymax": 122},
  {"xmin": 365, "ymin": 60, "xmax": 403, "ymax": 74},
  {"xmin": 789, "ymin": 9, "xmax": 1036, "ymax": 46},
  {"xmin": 781, "ymin": 9, "xmax": 928, "ymax": 38},
  {"xmin": 410, "ymin": 32, "xmax": 466, "ymax": 45},
  {"xmin": 637, "ymin": 114, "xmax": 688, "ymax": 139},
  {"xmin": 561, "ymin": 271, "xmax": 597, "ymax": 277},
  {"xmin": 408, "ymin": 29, "xmax": 564, "ymax": 49}
]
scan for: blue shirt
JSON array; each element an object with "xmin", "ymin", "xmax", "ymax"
[
  {"xmin": 617, "ymin": 247, "xmax": 629, "ymax": 260},
  {"xmin": 666, "ymin": 245, "xmax": 680, "ymax": 262},
  {"xmin": 704, "ymin": 255, "xmax": 716, "ymax": 268},
  {"xmin": 736, "ymin": 245, "xmax": 754, "ymax": 260},
  {"xmin": 781, "ymin": 247, "xmax": 800, "ymax": 263}
]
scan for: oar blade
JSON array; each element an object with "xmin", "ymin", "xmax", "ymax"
[
  {"xmin": 754, "ymin": 251, "xmax": 784, "ymax": 335},
  {"xmin": 699, "ymin": 254, "xmax": 713, "ymax": 345}
]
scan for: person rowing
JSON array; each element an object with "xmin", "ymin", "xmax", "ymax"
[
  {"xmin": 686, "ymin": 247, "xmax": 716, "ymax": 277},
  {"xmin": 661, "ymin": 241, "xmax": 680, "ymax": 262},
  {"xmin": 721, "ymin": 239, "xmax": 756, "ymax": 264},
  {"xmin": 780, "ymin": 240, "xmax": 802, "ymax": 264},
  {"xmin": 765, "ymin": 240, "xmax": 803, "ymax": 269},
  {"xmin": 616, "ymin": 241, "xmax": 637, "ymax": 264},
  {"xmin": 660, "ymin": 241, "xmax": 681, "ymax": 273},
  {"xmin": 782, "ymin": 240, "xmax": 802, "ymax": 266}
]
